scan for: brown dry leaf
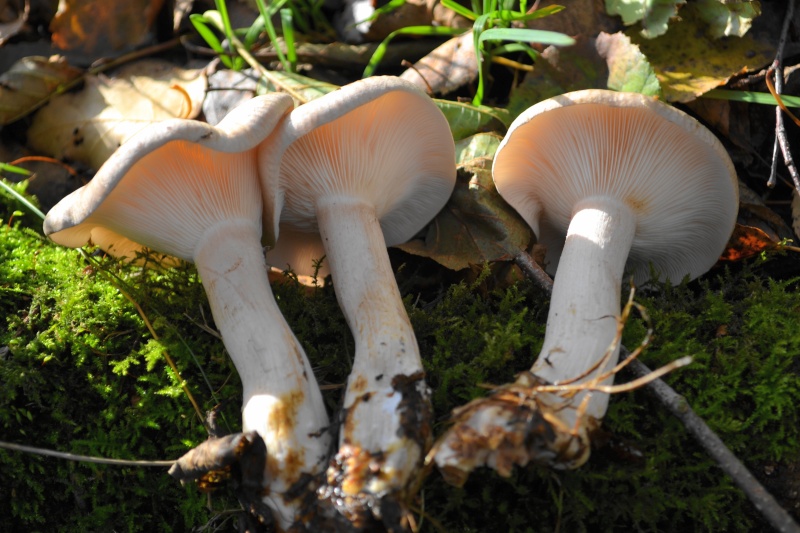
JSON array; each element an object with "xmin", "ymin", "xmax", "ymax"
[
  {"xmin": 525, "ymin": 0, "xmax": 622, "ymax": 36},
  {"xmin": 27, "ymin": 59, "xmax": 206, "ymax": 169},
  {"xmin": 631, "ymin": 3, "xmax": 775, "ymax": 103},
  {"xmin": 50, "ymin": 0, "xmax": 165, "ymax": 55},
  {"xmin": 0, "ymin": 55, "xmax": 83, "ymax": 125},
  {"xmin": 398, "ymin": 156, "xmax": 532, "ymax": 270},
  {"xmin": 792, "ymin": 190, "xmax": 800, "ymax": 243},
  {"xmin": 719, "ymin": 223, "xmax": 778, "ymax": 262},
  {"xmin": 0, "ymin": 0, "xmax": 29, "ymax": 46},
  {"xmin": 399, "ymin": 31, "xmax": 476, "ymax": 96}
]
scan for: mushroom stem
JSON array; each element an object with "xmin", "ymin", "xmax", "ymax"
[
  {"xmin": 193, "ymin": 220, "xmax": 330, "ymax": 528},
  {"xmin": 533, "ymin": 196, "xmax": 636, "ymax": 422},
  {"xmin": 316, "ymin": 197, "xmax": 430, "ymax": 505}
]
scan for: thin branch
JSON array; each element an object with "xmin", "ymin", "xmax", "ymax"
[
  {"xmin": 0, "ymin": 440, "xmax": 174, "ymax": 467},
  {"xmin": 768, "ymin": 0, "xmax": 799, "ymax": 191},
  {"xmin": 512, "ymin": 249, "xmax": 800, "ymax": 533}
]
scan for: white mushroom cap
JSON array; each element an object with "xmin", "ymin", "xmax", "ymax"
[
  {"xmin": 260, "ymin": 76, "xmax": 456, "ymax": 249},
  {"xmin": 492, "ymin": 89, "xmax": 739, "ymax": 285},
  {"xmin": 44, "ymin": 93, "xmax": 293, "ymax": 255}
]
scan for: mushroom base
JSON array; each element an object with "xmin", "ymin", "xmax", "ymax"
[
  {"xmin": 316, "ymin": 372, "xmax": 433, "ymax": 531},
  {"xmin": 429, "ymin": 371, "xmax": 597, "ymax": 487}
]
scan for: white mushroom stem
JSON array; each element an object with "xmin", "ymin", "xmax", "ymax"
[
  {"xmin": 192, "ymin": 220, "xmax": 330, "ymax": 528},
  {"xmin": 532, "ymin": 196, "xmax": 636, "ymax": 424},
  {"xmin": 316, "ymin": 197, "xmax": 427, "ymax": 495}
]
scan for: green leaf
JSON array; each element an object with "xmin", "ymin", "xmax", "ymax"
[
  {"xmin": 694, "ymin": 0, "xmax": 761, "ymax": 38},
  {"xmin": 595, "ymin": 31, "xmax": 661, "ymax": 96},
  {"xmin": 434, "ymin": 99, "xmax": 511, "ymax": 141},
  {"xmin": 454, "ymin": 133, "xmax": 503, "ymax": 165},
  {"xmin": 605, "ymin": 0, "xmax": 686, "ymax": 38}
]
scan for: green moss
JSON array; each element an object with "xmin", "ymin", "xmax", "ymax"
[{"xmin": 2, "ymin": 181, "xmax": 799, "ymax": 531}]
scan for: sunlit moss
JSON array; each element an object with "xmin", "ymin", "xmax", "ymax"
[{"xmin": 2, "ymin": 183, "xmax": 799, "ymax": 531}]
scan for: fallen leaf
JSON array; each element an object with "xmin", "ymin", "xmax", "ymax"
[
  {"xmin": 631, "ymin": 3, "xmax": 775, "ymax": 102},
  {"xmin": 50, "ymin": 0, "xmax": 166, "ymax": 55},
  {"xmin": 398, "ymin": 158, "xmax": 532, "ymax": 270},
  {"xmin": 605, "ymin": 0, "xmax": 686, "ymax": 38},
  {"xmin": 0, "ymin": 55, "xmax": 83, "ymax": 125},
  {"xmin": 400, "ymin": 31, "xmax": 477, "ymax": 96},
  {"xmin": 454, "ymin": 132, "xmax": 502, "ymax": 166},
  {"xmin": 595, "ymin": 31, "xmax": 661, "ymax": 96},
  {"xmin": 507, "ymin": 31, "xmax": 659, "ymax": 118},
  {"xmin": 695, "ymin": 0, "xmax": 761, "ymax": 38},
  {"xmin": 27, "ymin": 59, "xmax": 206, "ymax": 169},
  {"xmin": 435, "ymin": 99, "xmax": 511, "ymax": 141},
  {"xmin": 719, "ymin": 223, "xmax": 777, "ymax": 261}
]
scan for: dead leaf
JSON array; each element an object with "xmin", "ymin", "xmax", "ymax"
[
  {"xmin": 400, "ymin": 31, "xmax": 477, "ymax": 96},
  {"xmin": 0, "ymin": 0, "xmax": 28, "ymax": 46},
  {"xmin": 0, "ymin": 55, "xmax": 83, "ymax": 125},
  {"xmin": 719, "ymin": 223, "xmax": 778, "ymax": 261},
  {"xmin": 27, "ymin": 59, "xmax": 206, "ymax": 169},
  {"xmin": 525, "ymin": 0, "xmax": 622, "ymax": 37},
  {"xmin": 631, "ymin": 3, "xmax": 775, "ymax": 102},
  {"xmin": 50, "ymin": 0, "xmax": 166, "ymax": 55},
  {"xmin": 398, "ymin": 158, "xmax": 532, "ymax": 270},
  {"xmin": 792, "ymin": 190, "xmax": 800, "ymax": 242}
]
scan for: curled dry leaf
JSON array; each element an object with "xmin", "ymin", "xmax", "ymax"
[
  {"xmin": 398, "ymin": 150, "xmax": 532, "ymax": 271},
  {"xmin": 400, "ymin": 31, "xmax": 477, "ymax": 96},
  {"xmin": 0, "ymin": 0, "xmax": 29, "ymax": 46},
  {"xmin": 50, "ymin": 0, "xmax": 166, "ymax": 55},
  {"xmin": 27, "ymin": 59, "xmax": 206, "ymax": 170},
  {"xmin": 719, "ymin": 223, "xmax": 782, "ymax": 262},
  {"xmin": 0, "ymin": 56, "xmax": 83, "ymax": 126}
]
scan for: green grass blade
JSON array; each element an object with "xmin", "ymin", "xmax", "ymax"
[
  {"xmin": 280, "ymin": 8, "xmax": 297, "ymax": 73},
  {"xmin": 253, "ymin": 0, "xmax": 291, "ymax": 72},
  {"xmin": 363, "ymin": 26, "xmax": 466, "ymax": 78},
  {"xmin": 0, "ymin": 179, "xmax": 45, "ymax": 221},
  {"xmin": 702, "ymin": 89, "xmax": 800, "ymax": 108},
  {"xmin": 441, "ymin": 0, "xmax": 478, "ymax": 20},
  {"xmin": 189, "ymin": 15, "xmax": 234, "ymax": 69},
  {"xmin": 478, "ymin": 28, "xmax": 575, "ymax": 47}
]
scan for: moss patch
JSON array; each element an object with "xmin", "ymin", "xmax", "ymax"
[{"xmin": 2, "ymin": 185, "xmax": 799, "ymax": 531}]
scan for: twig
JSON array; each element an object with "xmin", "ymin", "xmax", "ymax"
[
  {"xmin": 619, "ymin": 347, "xmax": 800, "ymax": 533},
  {"xmin": 512, "ymin": 249, "xmax": 800, "ymax": 533},
  {"xmin": 768, "ymin": 0, "xmax": 799, "ymax": 192},
  {"xmin": 0, "ymin": 440, "xmax": 174, "ymax": 467}
]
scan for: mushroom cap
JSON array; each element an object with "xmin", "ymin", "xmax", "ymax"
[
  {"xmin": 261, "ymin": 76, "xmax": 456, "ymax": 256},
  {"xmin": 492, "ymin": 89, "xmax": 738, "ymax": 285},
  {"xmin": 44, "ymin": 93, "xmax": 293, "ymax": 261}
]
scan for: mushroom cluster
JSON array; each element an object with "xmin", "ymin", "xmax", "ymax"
[
  {"xmin": 42, "ymin": 80, "xmax": 739, "ymax": 530},
  {"xmin": 431, "ymin": 89, "xmax": 738, "ymax": 483},
  {"xmin": 43, "ymin": 77, "xmax": 456, "ymax": 530}
]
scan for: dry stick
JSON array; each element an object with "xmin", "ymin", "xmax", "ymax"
[
  {"xmin": 0, "ymin": 440, "xmax": 174, "ymax": 467},
  {"xmin": 768, "ymin": 0, "xmax": 799, "ymax": 192},
  {"xmin": 512, "ymin": 251, "xmax": 800, "ymax": 533}
]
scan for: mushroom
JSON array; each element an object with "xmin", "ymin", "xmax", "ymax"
[
  {"xmin": 432, "ymin": 89, "xmax": 738, "ymax": 482},
  {"xmin": 259, "ymin": 76, "xmax": 456, "ymax": 526},
  {"xmin": 43, "ymin": 93, "xmax": 331, "ymax": 528}
]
